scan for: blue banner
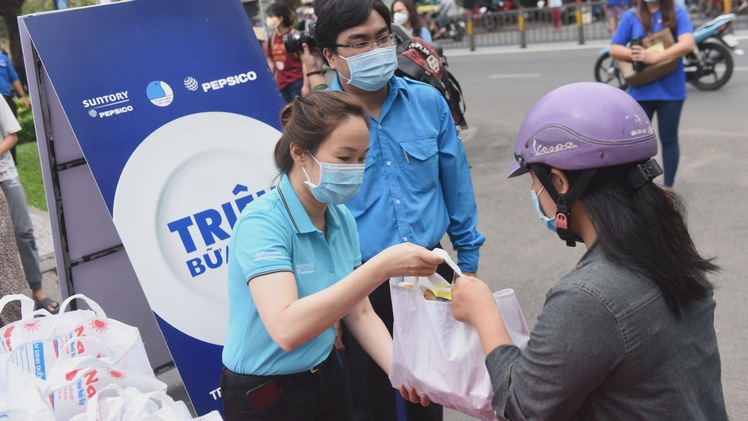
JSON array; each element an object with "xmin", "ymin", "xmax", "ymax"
[{"xmin": 23, "ymin": 0, "xmax": 284, "ymax": 415}]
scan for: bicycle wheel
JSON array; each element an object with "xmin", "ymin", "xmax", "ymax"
[{"xmin": 594, "ymin": 52, "xmax": 628, "ymax": 90}]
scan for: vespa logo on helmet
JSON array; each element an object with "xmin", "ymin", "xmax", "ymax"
[{"xmin": 532, "ymin": 139, "xmax": 578, "ymax": 157}]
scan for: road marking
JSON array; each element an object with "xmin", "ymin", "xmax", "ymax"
[
  {"xmin": 734, "ymin": 67, "xmax": 748, "ymax": 72},
  {"xmin": 681, "ymin": 128, "xmax": 746, "ymax": 139},
  {"xmin": 489, "ymin": 73, "xmax": 541, "ymax": 79}
]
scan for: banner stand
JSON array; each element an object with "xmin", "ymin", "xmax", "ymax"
[{"xmin": 20, "ymin": 0, "xmax": 285, "ymax": 415}]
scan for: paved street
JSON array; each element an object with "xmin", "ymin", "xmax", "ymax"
[
  {"xmin": 30, "ymin": 34, "xmax": 747, "ymax": 419},
  {"xmin": 442, "ymin": 34, "xmax": 748, "ymax": 420}
]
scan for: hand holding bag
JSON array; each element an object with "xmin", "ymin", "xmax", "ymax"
[
  {"xmin": 618, "ymin": 19, "xmax": 678, "ymax": 87},
  {"xmin": 389, "ymin": 250, "xmax": 530, "ymax": 421}
]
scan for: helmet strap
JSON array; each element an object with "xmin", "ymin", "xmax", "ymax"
[{"xmin": 534, "ymin": 165, "xmax": 597, "ymax": 247}]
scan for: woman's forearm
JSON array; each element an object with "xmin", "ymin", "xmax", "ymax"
[
  {"xmin": 344, "ymin": 299, "xmax": 394, "ymax": 374},
  {"xmin": 253, "ymin": 261, "xmax": 389, "ymax": 352},
  {"xmin": 474, "ymin": 305, "xmax": 514, "ymax": 357}
]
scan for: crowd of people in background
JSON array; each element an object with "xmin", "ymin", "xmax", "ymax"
[{"xmin": 0, "ymin": 0, "xmax": 732, "ymax": 420}]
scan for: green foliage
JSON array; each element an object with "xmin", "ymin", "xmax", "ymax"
[
  {"xmin": 16, "ymin": 141, "xmax": 47, "ymax": 211},
  {"xmin": 17, "ymin": 111, "xmax": 36, "ymax": 144},
  {"xmin": 14, "ymin": 97, "xmax": 36, "ymax": 144},
  {"xmin": 21, "ymin": 0, "xmax": 100, "ymax": 14}
]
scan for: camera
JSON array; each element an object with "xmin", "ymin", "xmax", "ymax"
[{"xmin": 283, "ymin": 22, "xmax": 316, "ymax": 54}]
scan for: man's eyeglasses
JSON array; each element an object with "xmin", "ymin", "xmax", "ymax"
[{"xmin": 335, "ymin": 34, "xmax": 396, "ymax": 51}]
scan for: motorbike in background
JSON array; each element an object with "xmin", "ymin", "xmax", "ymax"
[
  {"xmin": 594, "ymin": 13, "xmax": 744, "ymax": 91},
  {"xmin": 427, "ymin": 10, "xmax": 467, "ymax": 42}
]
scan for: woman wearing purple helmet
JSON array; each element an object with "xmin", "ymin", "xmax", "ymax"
[{"xmin": 451, "ymin": 83, "xmax": 727, "ymax": 420}]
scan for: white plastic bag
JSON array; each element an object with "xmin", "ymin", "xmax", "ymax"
[
  {"xmin": 389, "ymin": 251, "xmax": 530, "ymax": 421},
  {"xmin": 3, "ymin": 294, "xmax": 153, "ymax": 382},
  {"xmin": 67, "ymin": 383, "xmax": 224, "ymax": 421},
  {"xmin": 21, "ymin": 356, "xmax": 167, "ymax": 421}
]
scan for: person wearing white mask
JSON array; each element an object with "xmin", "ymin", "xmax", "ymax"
[
  {"xmin": 265, "ymin": 3, "xmax": 305, "ymax": 103},
  {"xmin": 221, "ymin": 91, "xmax": 439, "ymax": 421},
  {"xmin": 315, "ymin": 1, "xmax": 485, "ymax": 420},
  {"xmin": 391, "ymin": 0, "xmax": 432, "ymax": 42}
]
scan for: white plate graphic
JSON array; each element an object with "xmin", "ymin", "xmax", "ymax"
[{"xmin": 113, "ymin": 112, "xmax": 280, "ymax": 345}]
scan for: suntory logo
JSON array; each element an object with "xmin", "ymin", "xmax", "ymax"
[{"xmin": 82, "ymin": 90, "xmax": 133, "ymax": 119}]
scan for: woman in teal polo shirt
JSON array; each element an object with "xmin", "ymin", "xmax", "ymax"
[{"xmin": 221, "ymin": 91, "xmax": 440, "ymax": 420}]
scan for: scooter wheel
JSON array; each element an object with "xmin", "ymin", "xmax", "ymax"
[{"xmin": 690, "ymin": 40, "xmax": 734, "ymax": 91}]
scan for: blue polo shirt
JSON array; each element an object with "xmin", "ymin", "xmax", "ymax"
[
  {"xmin": 611, "ymin": 5, "xmax": 693, "ymax": 101},
  {"xmin": 330, "ymin": 75, "xmax": 485, "ymax": 272},
  {"xmin": 0, "ymin": 55, "xmax": 19, "ymax": 97},
  {"xmin": 222, "ymin": 173, "xmax": 362, "ymax": 375}
]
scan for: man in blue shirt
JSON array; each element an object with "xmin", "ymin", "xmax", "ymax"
[{"xmin": 315, "ymin": 1, "xmax": 485, "ymax": 420}]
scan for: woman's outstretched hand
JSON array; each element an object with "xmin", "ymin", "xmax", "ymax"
[
  {"xmin": 399, "ymin": 384, "xmax": 431, "ymax": 407},
  {"xmin": 451, "ymin": 276, "xmax": 496, "ymax": 326},
  {"xmin": 372, "ymin": 243, "xmax": 444, "ymax": 279}
]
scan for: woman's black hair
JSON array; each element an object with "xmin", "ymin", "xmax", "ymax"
[
  {"xmin": 639, "ymin": 0, "xmax": 677, "ymax": 33},
  {"xmin": 315, "ymin": 0, "xmax": 392, "ymax": 53},
  {"xmin": 391, "ymin": 0, "xmax": 423, "ymax": 36},
  {"xmin": 273, "ymin": 91, "xmax": 370, "ymax": 174},
  {"xmin": 569, "ymin": 164, "xmax": 718, "ymax": 316},
  {"xmin": 266, "ymin": 3, "xmax": 294, "ymax": 29}
]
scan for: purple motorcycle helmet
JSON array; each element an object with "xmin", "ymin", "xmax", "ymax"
[
  {"xmin": 508, "ymin": 82, "xmax": 658, "ymax": 178},
  {"xmin": 509, "ymin": 83, "xmax": 662, "ymax": 247}
]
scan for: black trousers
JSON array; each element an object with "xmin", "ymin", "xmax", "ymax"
[
  {"xmin": 221, "ymin": 351, "xmax": 353, "ymax": 421},
  {"xmin": 341, "ymin": 252, "xmax": 453, "ymax": 421}
]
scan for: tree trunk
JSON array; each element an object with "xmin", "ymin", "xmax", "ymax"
[{"xmin": 0, "ymin": 1, "xmax": 27, "ymax": 85}]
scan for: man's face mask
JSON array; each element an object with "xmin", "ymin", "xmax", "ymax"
[{"xmin": 337, "ymin": 45, "xmax": 398, "ymax": 91}]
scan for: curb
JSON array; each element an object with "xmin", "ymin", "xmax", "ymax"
[{"xmin": 40, "ymin": 252, "xmax": 57, "ymax": 274}]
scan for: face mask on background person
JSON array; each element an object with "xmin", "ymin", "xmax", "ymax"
[
  {"xmin": 302, "ymin": 154, "xmax": 366, "ymax": 204},
  {"xmin": 531, "ymin": 187, "xmax": 557, "ymax": 232},
  {"xmin": 266, "ymin": 16, "xmax": 281, "ymax": 29},
  {"xmin": 393, "ymin": 12, "xmax": 409, "ymax": 26},
  {"xmin": 337, "ymin": 45, "xmax": 398, "ymax": 91}
]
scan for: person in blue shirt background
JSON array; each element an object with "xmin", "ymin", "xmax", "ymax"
[
  {"xmin": 610, "ymin": 0, "xmax": 694, "ymax": 190},
  {"xmin": 605, "ymin": 0, "xmax": 629, "ymax": 35},
  {"xmin": 315, "ymin": 1, "xmax": 485, "ymax": 420},
  {"xmin": 221, "ymin": 91, "xmax": 440, "ymax": 421}
]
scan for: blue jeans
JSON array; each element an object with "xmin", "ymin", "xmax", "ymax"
[
  {"xmin": 220, "ymin": 351, "xmax": 353, "ymax": 421},
  {"xmin": 0, "ymin": 177, "xmax": 42, "ymax": 291},
  {"xmin": 280, "ymin": 78, "xmax": 304, "ymax": 104},
  {"xmin": 637, "ymin": 100, "xmax": 684, "ymax": 187}
]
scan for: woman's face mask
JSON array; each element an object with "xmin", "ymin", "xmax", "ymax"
[
  {"xmin": 337, "ymin": 45, "xmax": 398, "ymax": 92},
  {"xmin": 531, "ymin": 186, "xmax": 557, "ymax": 232},
  {"xmin": 266, "ymin": 16, "xmax": 281, "ymax": 30},
  {"xmin": 393, "ymin": 11, "xmax": 409, "ymax": 26},
  {"xmin": 302, "ymin": 153, "xmax": 366, "ymax": 204}
]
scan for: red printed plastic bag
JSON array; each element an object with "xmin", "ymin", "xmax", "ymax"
[{"xmin": 17, "ymin": 356, "xmax": 166, "ymax": 421}]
